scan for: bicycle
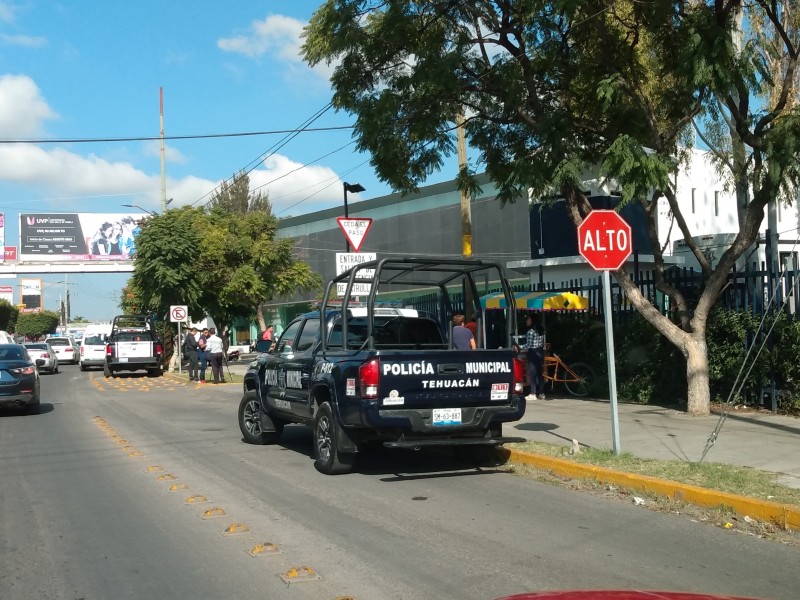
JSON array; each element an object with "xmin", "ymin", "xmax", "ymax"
[
  {"xmin": 518, "ymin": 344, "xmax": 595, "ymax": 397},
  {"xmin": 543, "ymin": 349, "xmax": 594, "ymax": 397}
]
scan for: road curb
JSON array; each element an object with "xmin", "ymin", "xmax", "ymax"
[{"xmin": 501, "ymin": 448, "xmax": 800, "ymax": 530}]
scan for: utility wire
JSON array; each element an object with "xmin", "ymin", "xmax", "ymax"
[
  {"xmin": 193, "ymin": 103, "xmax": 334, "ymax": 207},
  {"xmin": 0, "ymin": 125, "xmax": 351, "ymax": 145}
]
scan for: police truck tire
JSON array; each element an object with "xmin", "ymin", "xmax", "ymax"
[
  {"xmin": 238, "ymin": 391, "xmax": 284, "ymax": 445},
  {"xmin": 313, "ymin": 401, "xmax": 355, "ymax": 475},
  {"xmin": 103, "ymin": 364, "xmax": 112, "ymax": 378}
]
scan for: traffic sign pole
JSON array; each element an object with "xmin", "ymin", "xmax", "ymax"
[
  {"xmin": 577, "ymin": 210, "xmax": 631, "ymax": 455},
  {"xmin": 602, "ymin": 270, "xmax": 621, "ymax": 454}
]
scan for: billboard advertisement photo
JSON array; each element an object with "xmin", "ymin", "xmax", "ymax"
[
  {"xmin": 19, "ymin": 213, "xmax": 146, "ymax": 261},
  {"xmin": 20, "ymin": 278, "xmax": 42, "ymax": 312}
]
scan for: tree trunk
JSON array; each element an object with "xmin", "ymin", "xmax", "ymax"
[
  {"xmin": 685, "ymin": 334, "xmax": 711, "ymax": 416},
  {"xmin": 614, "ymin": 270, "xmax": 713, "ymax": 415},
  {"xmin": 256, "ymin": 303, "xmax": 266, "ymax": 331}
]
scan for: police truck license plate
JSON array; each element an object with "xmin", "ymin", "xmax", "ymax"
[{"xmin": 432, "ymin": 408, "xmax": 461, "ymax": 426}]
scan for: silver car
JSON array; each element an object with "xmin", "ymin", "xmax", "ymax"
[
  {"xmin": 43, "ymin": 336, "xmax": 79, "ymax": 365},
  {"xmin": 23, "ymin": 342, "xmax": 59, "ymax": 374}
]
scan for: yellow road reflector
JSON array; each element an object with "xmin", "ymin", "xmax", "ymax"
[
  {"xmin": 128, "ymin": 450, "xmax": 144, "ymax": 457},
  {"xmin": 222, "ymin": 523, "xmax": 250, "ymax": 535},
  {"xmin": 335, "ymin": 597, "xmax": 356, "ymax": 600},
  {"xmin": 145, "ymin": 465, "xmax": 164, "ymax": 472},
  {"xmin": 115, "ymin": 439, "xmax": 129, "ymax": 445},
  {"xmin": 157, "ymin": 473, "xmax": 177, "ymax": 481},
  {"xmin": 184, "ymin": 494, "xmax": 209, "ymax": 505},
  {"xmin": 168, "ymin": 483, "xmax": 190, "ymax": 492},
  {"xmin": 279, "ymin": 566, "xmax": 321, "ymax": 584},
  {"xmin": 247, "ymin": 542, "xmax": 281, "ymax": 557},
  {"xmin": 200, "ymin": 507, "xmax": 226, "ymax": 519}
]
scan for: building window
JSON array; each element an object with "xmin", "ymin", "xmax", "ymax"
[
  {"xmin": 714, "ymin": 191, "xmax": 719, "ymax": 217},
  {"xmin": 691, "ymin": 188, "xmax": 696, "ymax": 214}
]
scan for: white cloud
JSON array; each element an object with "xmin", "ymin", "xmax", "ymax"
[
  {"xmin": 0, "ymin": 74, "xmax": 345, "ymax": 216},
  {"xmin": 0, "ymin": 33, "xmax": 47, "ymax": 47},
  {"xmin": 142, "ymin": 139, "xmax": 187, "ymax": 165},
  {"xmin": 218, "ymin": 14, "xmax": 303, "ymax": 60},
  {"xmin": 246, "ymin": 154, "xmax": 346, "ymax": 216},
  {"xmin": 0, "ymin": 2, "xmax": 16, "ymax": 23},
  {"xmin": 0, "ymin": 74, "xmax": 57, "ymax": 136},
  {"xmin": 0, "ymin": 143, "xmax": 216, "ymax": 211},
  {"xmin": 217, "ymin": 14, "xmax": 335, "ymax": 82}
]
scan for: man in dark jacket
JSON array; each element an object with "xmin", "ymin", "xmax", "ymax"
[{"xmin": 183, "ymin": 326, "xmax": 200, "ymax": 382}]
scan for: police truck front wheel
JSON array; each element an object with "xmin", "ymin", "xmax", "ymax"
[{"xmin": 313, "ymin": 402, "xmax": 355, "ymax": 475}]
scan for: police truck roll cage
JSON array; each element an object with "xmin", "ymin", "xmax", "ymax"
[{"xmin": 321, "ymin": 257, "xmax": 518, "ymax": 351}]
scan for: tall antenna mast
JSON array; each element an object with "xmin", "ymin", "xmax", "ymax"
[{"xmin": 159, "ymin": 87, "xmax": 167, "ymax": 213}]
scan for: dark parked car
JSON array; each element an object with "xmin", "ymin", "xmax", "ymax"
[{"xmin": 0, "ymin": 344, "xmax": 44, "ymax": 414}]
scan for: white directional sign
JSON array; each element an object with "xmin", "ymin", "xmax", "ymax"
[
  {"xmin": 336, "ymin": 217, "xmax": 373, "ymax": 252},
  {"xmin": 170, "ymin": 305, "xmax": 188, "ymax": 322},
  {"xmin": 336, "ymin": 252, "xmax": 376, "ymax": 297}
]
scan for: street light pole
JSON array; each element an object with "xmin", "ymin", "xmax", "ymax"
[
  {"xmin": 122, "ymin": 204, "xmax": 157, "ymax": 217},
  {"xmin": 342, "ymin": 182, "xmax": 365, "ymax": 252}
]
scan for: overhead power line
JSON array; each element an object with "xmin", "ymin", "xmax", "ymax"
[
  {"xmin": 193, "ymin": 103, "xmax": 336, "ymax": 207},
  {"xmin": 0, "ymin": 125, "xmax": 353, "ymax": 145}
]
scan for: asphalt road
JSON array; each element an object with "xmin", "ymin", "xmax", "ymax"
[{"xmin": 1, "ymin": 365, "xmax": 798, "ymax": 600}]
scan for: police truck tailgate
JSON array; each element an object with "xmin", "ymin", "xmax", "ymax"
[{"xmin": 376, "ymin": 349, "xmax": 517, "ymax": 412}]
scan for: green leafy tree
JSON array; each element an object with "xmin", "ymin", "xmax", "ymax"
[
  {"xmin": 303, "ymin": 1, "xmax": 800, "ymax": 415},
  {"xmin": 129, "ymin": 206, "xmax": 205, "ymax": 321},
  {"xmin": 0, "ymin": 299, "xmax": 18, "ymax": 332},
  {"xmin": 208, "ymin": 170, "xmax": 272, "ymax": 214},
  {"xmin": 197, "ymin": 177, "xmax": 321, "ymax": 333},
  {"xmin": 16, "ymin": 311, "xmax": 60, "ymax": 341},
  {"xmin": 130, "ymin": 176, "xmax": 321, "ymax": 345}
]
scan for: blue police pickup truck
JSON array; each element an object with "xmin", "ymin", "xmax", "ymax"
[{"xmin": 237, "ymin": 258, "xmax": 527, "ymax": 474}]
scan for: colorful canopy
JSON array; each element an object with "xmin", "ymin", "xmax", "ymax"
[{"xmin": 480, "ymin": 290, "xmax": 590, "ymax": 311}]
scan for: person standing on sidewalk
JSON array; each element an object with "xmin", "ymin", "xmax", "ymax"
[
  {"xmin": 197, "ymin": 327, "xmax": 209, "ymax": 383},
  {"xmin": 183, "ymin": 326, "xmax": 200, "ymax": 382},
  {"xmin": 260, "ymin": 324, "xmax": 275, "ymax": 351},
  {"xmin": 451, "ymin": 314, "xmax": 476, "ymax": 350},
  {"xmin": 515, "ymin": 312, "xmax": 546, "ymax": 401},
  {"xmin": 205, "ymin": 327, "xmax": 225, "ymax": 384}
]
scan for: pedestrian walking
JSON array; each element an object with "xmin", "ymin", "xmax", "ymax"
[
  {"xmin": 205, "ymin": 328, "xmax": 225, "ymax": 384},
  {"xmin": 197, "ymin": 327, "xmax": 209, "ymax": 383},
  {"xmin": 183, "ymin": 326, "xmax": 199, "ymax": 381},
  {"xmin": 514, "ymin": 313, "xmax": 546, "ymax": 401}
]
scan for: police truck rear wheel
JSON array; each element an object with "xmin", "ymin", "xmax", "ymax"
[{"xmin": 313, "ymin": 402, "xmax": 355, "ymax": 475}]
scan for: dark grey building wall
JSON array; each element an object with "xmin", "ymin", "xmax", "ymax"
[{"xmin": 279, "ymin": 183, "xmax": 532, "ymax": 303}]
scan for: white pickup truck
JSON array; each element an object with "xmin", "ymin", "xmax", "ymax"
[{"xmin": 104, "ymin": 315, "xmax": 163, "ymax": 378}]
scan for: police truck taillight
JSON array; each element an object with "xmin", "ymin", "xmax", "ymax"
[
  {"xmin": 513, "ymin": 357, "xmax": 525, "ymax": 395},
  {"xmin": 106, "ymin": 344, "xmax": 113, "ymax": 357},
  {"xmin": 359, "ymin": 359, "xmax": 380, "ymax": 398},
  {"xmin": 155, "ymin": 343, "xmax": 163, "ymax": 356}
]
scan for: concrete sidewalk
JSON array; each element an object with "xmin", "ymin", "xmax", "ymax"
[
  {"xmin": 218, "ymin": 361, "xmax": 800, "ymax": 526},
  {"xmin": 507, "ymin": 395, "xmax": 800, "ymax": 488},
  {"xmin": 224, "ymin": 360, "xmax": 799, "ymax": 484}
]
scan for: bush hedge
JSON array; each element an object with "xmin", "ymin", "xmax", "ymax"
[{"xmin": 539, "ymin": 307, "xmax": 798, "ymax": 415}]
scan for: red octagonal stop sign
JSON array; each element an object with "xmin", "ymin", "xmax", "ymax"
[{"xmin": 577, "ymin": 210, "xmax": 632, "ymax": 271}]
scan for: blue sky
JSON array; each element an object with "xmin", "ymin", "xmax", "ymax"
[{"xmin": 0, "ymin": 1, "xmax": 458, "ymax": 321}]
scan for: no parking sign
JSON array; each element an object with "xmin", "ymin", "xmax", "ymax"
[{"xmin": 170, "ymin": 305, "xmax": 188, "ymax": 322}]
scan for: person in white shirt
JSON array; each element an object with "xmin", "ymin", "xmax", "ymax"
[{"xmin": 205, "ymin": 328, "xmax": 225, "ymax": 384}]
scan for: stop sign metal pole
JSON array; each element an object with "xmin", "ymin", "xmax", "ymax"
[
  {"xmin": 601, "ymin": 269, "xmax": 621, "ymax": 454},
  {"xmin": 577, "ymin": 210, "xmax": 631, "ymax": 455}
]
